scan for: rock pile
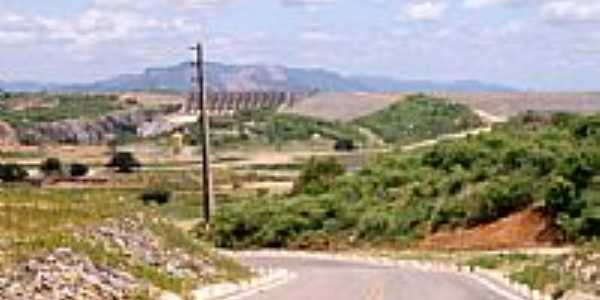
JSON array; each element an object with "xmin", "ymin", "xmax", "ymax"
[
  {"xmin": 86, "ymin": 217, "xmax": 216, "ymax": 280},
  {"xmin": 0, "ymin": 217, "xmax": 222, "ymax": 300},
  {"xmin": 564, "ymin": 251, "xmax": 600, "ymax": 295},
  {"xmin": 0, "ymin": 248, "xmax": 137, "ymax": 300}
]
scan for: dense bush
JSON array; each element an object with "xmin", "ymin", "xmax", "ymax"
[
  {"xmin": 69, "ymin": 163, "xmax": 90, "ymax": 177},
  {"xmin": 293, "ymin": 157, "xmax": 345, "ymax": 195},
  {"xmin": 0, "ymin": 163, "xmax": 28, "ymax": 182},
  {"xmin": 211, "ymin": 109, "xmax": 600, "ymax": 249},
  {"xmin": 106, "ymin": 152, "xmax": 141, "ymax": 173},
  {"xmin": 141, "ymin": 189, "xmax": 172, "ymax": 206},
  {"xmin": 334, "ymin": 139, "xmax": 356, "ymax": 152},
  {"xmin": 40, "ymin": 157, "xmax": 64, "ymax": 177}
]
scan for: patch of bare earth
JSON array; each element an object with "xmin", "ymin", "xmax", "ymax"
[
  {"xmin": 119, "ymin": 92, "xmax": 185, "ymax": 107},
  {"xmin": 431, "ymin": 92, "xmax": 600, "ymax": 119},
  {"xmin": 285, "ymin": 92, "xmax": 408, "ymax": 122},
  {"xmin": 420, "ymin": 207, "xmax": 561, "ymax": 251},
  {"xmin": 0, "ymin": 121, "xmax": 17, "ymax": 146},
  {"xmin": 3, "ymin": 96, "xmax": 59, "ymax": 111}
]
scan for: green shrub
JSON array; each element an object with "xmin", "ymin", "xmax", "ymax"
[
  {"xmin": 107, "ymin": 152, "xmax": 141, "ymax": 173},
  {"xmin": 334, "ymin": 138, "xmax": 356, "ymax": 152},
  {"xmin": 293, "ymin": 157, "xmax": 345, "ymax": 195},
  {"xmin": 545, "ymin": 176, "xmax": 579, "ymax": 215},
  {"xmin": 466, "ymin": 256, "xmax": 502, "ymax": 269},
  {"xmin": 40, "ymin": 157, "xmax": 64, "ymax": 177},
  {"xmin": 0, "ymin": 163, "xmax": 28, "ymax": 182},
  {"xmin": 211, "ymin": 110, "xmax": 600, "ymax": 250},
  {"xmin": 573, "ymin": 117, "xmax": 600, "ymax": 139},
  {"xmin": 141, "ymin": 189, "xmax": 172, "ymax": 206},
  {"xmin": 468, "ymin": 177, "xmax": 533, "ymax": 226},
  {"xmin": 69, "ymin": 163, "xmax": 90, "ymax": 177},
  {"xmin": 510, "ymin": 265, "xmax": 563, "ymax": 292}
]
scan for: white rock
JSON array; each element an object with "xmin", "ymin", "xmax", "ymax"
[{"xmin": 159, "ymin": 291, "xmax": 183, "ymax": 300}]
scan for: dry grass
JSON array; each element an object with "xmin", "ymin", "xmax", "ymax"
[{"xmin": 432, "ymin": 92, "xmax": 600, "ymax": 118}]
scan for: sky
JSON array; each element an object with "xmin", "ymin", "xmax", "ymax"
[{"xmin": 0, "ymin": 0, "xmax": 599, "ymax": 91}]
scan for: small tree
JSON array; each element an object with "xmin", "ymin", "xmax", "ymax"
[
  {"xmin": 106, "ymin": 152, "xmax": 141, "ymax": 173},
  {"xmin": 545, "ymin": 176, "xmax": 580, "ymax": 215},
  {"xmin": 141, "ymin": 188, "xmax": 171, "ymax": 205},
  {"xmin": 40, "ymin": 157, "xmax": 63, "ymax": 177},
  {"xmin": 0, "ymin": 164, "xmax": 28, "ymax": 182},
  {"xmin": 69, "ymin": 163, "xmax": 90, "ymax": 177}
]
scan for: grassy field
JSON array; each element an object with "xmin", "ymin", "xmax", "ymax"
[{"xmin": 463, "ymin": 244, "xmax": 600, "ymax": 297}]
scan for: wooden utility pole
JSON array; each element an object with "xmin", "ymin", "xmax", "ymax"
[{"xmin": 191, "ymin": 42, "xmax": 214, "ymax": 225}]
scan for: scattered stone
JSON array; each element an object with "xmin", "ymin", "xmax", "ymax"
[
  {"xmin": 84, "ymin": 217, "xmax": 216, "ymax": 280},
  {"xmin": 159, "ymin": 291, "xmax": 184, "ymax": 300},
  {"xmin": 0, "ymin": 248, "xmax": 137, "ymax": 300},
  {"xmin": 0, "ymin": 216, "xmax": 225, "ymax": 300}
]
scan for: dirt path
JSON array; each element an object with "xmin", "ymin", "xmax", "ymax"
[{"xmin": 357, "ymin": 126, "xmax": 387, "ymax": 148}]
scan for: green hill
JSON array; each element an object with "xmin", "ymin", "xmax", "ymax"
[{"xmin": 355, "ymin": 94, "xmax": 482, "ymax": 145}]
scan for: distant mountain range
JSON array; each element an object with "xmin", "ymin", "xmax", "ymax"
[{"xmin": 0, "ymin": 62, "xmax": 517, "ymax": 93}]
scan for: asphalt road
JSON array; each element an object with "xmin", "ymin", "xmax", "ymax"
[{"xmin": 239, "ymin": 256, "xmax": 525, "ymax": 300}]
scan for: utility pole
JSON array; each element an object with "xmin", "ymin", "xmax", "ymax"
[{"xmin": 191, "ymin": 42, "xmax": 214, "ymax": 226}]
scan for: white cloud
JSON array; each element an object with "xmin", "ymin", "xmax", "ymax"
[
  {"xmin": 0, "ymin": 31, "xmax": 33, "ymax": 44},
  {"xmin": 542, "ymin": 1, "xmax": 600, "ymax": 22},
  {"xmin": 281, "ymin": 0, "xmax": 336, "ymax": 5},
  {"xmin": 299, "ymin": 30, "xmax": 341, "ymax": 42},
  {"xmin": 166, "ymin": 0, "xmax": 230, "ymax": 8},
  {"xmin": 463, "ymin": 0, "xmax": 517, "ymax": 9},
  {"xmin": 0, "ymin": 11, "xmax": 42, "ymax": 44},
  {"xmin": 405, "ymin": 2, "xmax": 447, "ymax": 21},
  {"xmin": 0, "ymin": 4, "xmax": 183, "ymax": 53}
]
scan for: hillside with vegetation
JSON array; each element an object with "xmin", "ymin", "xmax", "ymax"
[
  {"xmin": 210, "ymin": 111, "xmax": 600, "ymax": 249},
  {"xmin": 185, "ymin": 109, "xmax": 367, "ymax": 150},
  {"xmin": 0, "ymin": 93, "xmax": 124, "ymax": 128},
  {"xmin": 184, "ymin": 95, "xmax": 483, "ymax": 152},
  {"xmin": 355, "ymin": 94, "xmax": 482, "ymax": 145}
]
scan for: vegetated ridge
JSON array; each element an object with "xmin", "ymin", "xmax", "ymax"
[{"xmin": 355, "ymin": 94, "xmax": 483, "ymax": 145}]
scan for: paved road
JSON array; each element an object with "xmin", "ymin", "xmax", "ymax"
[{"xmin": 239, "ymin": 256, "xmax": 524, "ymax": 300}]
